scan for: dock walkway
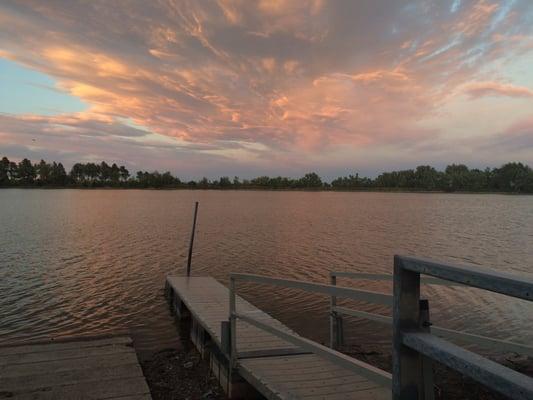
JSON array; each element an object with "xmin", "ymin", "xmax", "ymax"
[
  {"xmin": 0, "ymin": 335, "xmax": 151, "ymax": 400},
  {"xmin": 166, "ymin": 276, "xmax": 390, "ymax": 400}
]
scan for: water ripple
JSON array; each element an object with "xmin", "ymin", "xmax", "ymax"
[{"xmin": 0, "ymin": 189, "xmax": 532, "ymax": 354}]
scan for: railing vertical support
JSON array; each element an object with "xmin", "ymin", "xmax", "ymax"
[
  {"xmin": 329, "ymin": 273, "xmax": 345, "ymax": 349},
  {"xmin": 393, "ymin": 255, "xmax": 423, "ymax": 399},
  {"xmin": 419, "ymin": 299, "xmax": 435, "ymax": 400},
  {"xmin": 229, "ymin": 276, "xmax": 237, "ymax": 369},
  {"xmin": 330, "ymin": 274, "xmax": 337, "ymax": 348},
  {"xmin": 186, "ymin": 201, "xmax": 199, "ymax": 277}
]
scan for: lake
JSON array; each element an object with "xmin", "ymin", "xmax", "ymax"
[{"xmin": 0, "ymin": 189, "xmax": 532, "ymax": 357}]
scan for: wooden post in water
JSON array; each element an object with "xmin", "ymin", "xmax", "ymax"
[{"xmin": 186, "ymin": 201, "xmax": 199, "ymax": 277}]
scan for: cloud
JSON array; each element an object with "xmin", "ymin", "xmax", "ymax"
[
  {"xmin": 0, "ymin": 0, "xmax": 532, "ymax": 175},
  {"xmin": 491, "ymin": 116, "xmax": 533, "ymax": 150},
  {"xmin": 463, "ymin": 81, "xmax": 533, "ymax": 98}
]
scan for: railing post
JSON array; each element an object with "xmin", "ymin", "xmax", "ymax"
[
  {"xmin": 221, "ymin": 320, "xmax": 231, "ymax": 354},
  {"xmin": 329, "ymin": 273, "xmax": 345, "ymax": 349},
  {"xmin": 229, "ymin": 276, "xmax": 237, "ymax": 369},
  {"xmin": 419, "ymin": 299, "xmax": 435, "ymax": 400},
  {"xmin": 330, "ymin": 273, "xmax": 337, "ymax": 348},
  {"xmin": 393, "ymin": 255, "xmax": 423, "ymax": 399}
]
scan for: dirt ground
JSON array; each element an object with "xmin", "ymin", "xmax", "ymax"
[{"xmin": 141, "ymin": 346, "xmax": 226, "ymax": 400}]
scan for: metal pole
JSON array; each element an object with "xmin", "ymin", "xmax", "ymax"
[
  {"xmin": 330, "ymin": 274, "xmax": 337, "ymax": 349},
  {"xmin": 419, "ymin": 299, "xmax": 435, "ymax": 400},
  {"xmin": 186, "ymin": 201, "xmax": 199, "ymax": 276},
  {"xmin": 229, "ymin": 276, "xmax": 237, "ymax": 368}
]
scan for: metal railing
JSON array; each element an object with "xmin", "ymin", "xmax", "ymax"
[
  {"xmin": 222, "ymin": 257, "xmax": 533, "ymax": 399},
  {"xmin": 329, "ymin": 270, "xmax": 533, "ymax": 357},
  {"xmin": 226, "ymin": 273, "xmax": 393, "ymax": 389},
  {"xmin": 392, "ymin": 255, "xmax": 533, "ymax": 400}
]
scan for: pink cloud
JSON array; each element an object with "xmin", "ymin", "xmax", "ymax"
[
  {"xmin": 463, "ymin": 81, "xmax": 533, "ymax": 99},
  {"xmin": 0, "ymin": 1, "xmax": 532, "ymax": 175}
]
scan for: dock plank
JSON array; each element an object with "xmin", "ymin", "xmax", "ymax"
[
  {"xmin": 0, "ymin": 343, "xmax": 134, "ymax": 365},
  {"xmin": 9, "ymin": 376, "xmax": 150, "ymax": 400},
  {"xmin": 167, "ymin": 276, "xmax": 300, "ymax": 354},
  {"xmin": 0, "ymin": 352, "xmax": 140, "ymax": 378},
  {"xmin": 240, "ymin": 354, "xmax": 390, "ymax": 400},
  {"xmin": 0, "ymin": 336, "xmax": 151, "ymax": 399},
  {"xmin": 0, "ymin": 363, "xmax": 144, "ymax": 392},
  {"xmin": 0, "ymin": 336, "xmax": 132, "ymax": 356},
  {"xmin": 167, "ymin": 276, "xmax": 390, "ymax": 399}
]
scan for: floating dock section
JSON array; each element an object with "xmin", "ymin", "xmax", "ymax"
[{"xmin": 165, "ymin": 276, "xmax": 390, "ymax": 399}]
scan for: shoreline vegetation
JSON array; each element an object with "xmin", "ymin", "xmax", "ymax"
[{"xmin": 2, "ymin": 155, "xmax": 533, "ymax": 193}]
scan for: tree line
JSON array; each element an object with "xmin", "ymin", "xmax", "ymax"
[{"xmin": 1, "ymin": 156, "xmax": 532, "ymax": 193}]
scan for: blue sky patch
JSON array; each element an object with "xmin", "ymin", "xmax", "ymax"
[{"xmin": 0, "ymin": 58, "xmax": 87, "ymax": 115}]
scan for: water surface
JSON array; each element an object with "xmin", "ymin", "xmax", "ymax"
[{"xmin": 0, "ymin": 189, "xmax": 532, "ymax": 356}]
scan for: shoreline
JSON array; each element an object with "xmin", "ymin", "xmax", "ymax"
[{"xmin": 0, "ymin": 186, "xmax": 531, "ymax": 195}]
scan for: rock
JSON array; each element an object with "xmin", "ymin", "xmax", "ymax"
[{"xmin": 183, "ymin": 361, "xmax": 194, "ymax": 369}]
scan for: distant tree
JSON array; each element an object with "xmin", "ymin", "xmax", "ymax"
[
  {"xmin": 331, "ymin": 173, "xmax": 371, "ymax": 189},
  {"xmin": 50, "ymin": 162, "xmax": 67, "ymax": 185},
  {"xmin": 18, "ymin": 158, "xmax": 36, "ymax": 184},
  {"xmin": 492, "ymin": 162, "xmax": 533, "ymax": 193},
  {"xmin": 297, "ymin": 172, "xmax": 323, "ymax": 188},
  {"xmin": 413, "ymin": 165, "xmax": 440, "ymax": 190},
  {"xmin": 2, "ymin": 155, "xmax": 533, "ymax": 193},
  {"xmin": 251, "ymin": 176, "xmax": 271, "ymax": 187},
  {"xmin": 110, "ymin": 163, "xmax": 120, "ymax": 185},
  {"xmin": 70, "ymin": 163, "xmax": 86, "ymax": 184},
  {"xmin": 119, "ymin": 166, "xmax": 130, "ymax": 182},
  {"xmin": 444, "ymin": 164, "xmax": 469, "ymax": 191},
  {"xmin": 99, "ymin": 161, "xmax": 111, "ymax": 183},
  {"xmin": 219, "ymin": 176, "xmax": 231, "ymax": 187},
  {"xmin": 36, "ymin": 159, "xmax": 52, "ymax": 185},
  {"xmin": 0, "ymin": 156, "xmax": 10, "ymax": 185},
  {"xmin": 85, "ymin": 163, "xmax": 100, "ymax": 184},
  {"xmin": 199, "ymin": 177, "xmax": 209, "ymax": 188}
]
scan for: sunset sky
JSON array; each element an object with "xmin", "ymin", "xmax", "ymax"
[{"xmin": 1, "ymin": 0, "xmax": 532, "ymax": 179}]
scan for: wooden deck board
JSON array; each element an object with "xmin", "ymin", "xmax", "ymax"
[
  {"xmin": 167, "ymin": 276, "xmax": 390, "ymax": 399},
  {"xmin": 0, "ymin": 336, "xmax": 152, "ymax": 399},
  {"xmin": 167, "ymin": 276, "xmax": 301, "ymax": 354},
  {"xmin": 0, "ymin": 336, "xmax": 132, "ymax": 356},
  {"xmin": 240, "ymin": 354, "xmax": 390, "ymax": 400}
]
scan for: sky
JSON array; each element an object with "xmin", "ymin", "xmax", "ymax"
[{"xmin": 1, "ymin": 0, "xmax": 533, "ymax": 179}]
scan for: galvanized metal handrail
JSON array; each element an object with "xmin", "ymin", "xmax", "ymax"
[
  {"xmin": 230, "ymin": 273, "xmax": 393, "ymax": 305},
  {"xmin": 393, "ymin": 255, "xmax": 533, "ymax": 400},
  {"xmin": 225, "ymin": 261, "xmax": 533, "ymax": 399},
  {"xmin": 398, "ymin": 255, "xmax": 533, "ymax": 301},
  {"xmin": 333, "ymin": 306, "xmax": 533, "ymax": 357},
  {"xmin": 234, "ymin": 311, "xmax": 392, "ymax": 388},
  {"xmin": 330, "ymin": 271, "xmax": 462, "ymax": 286},
  {"xmin": 330, "ymin": 270, "xmax": 533, "ymax": 357},
  {"xmin": 402, "ymin": 332, "xmax": 533, "ymax": 400},
  {"xmin": 227, "ymin": 273, "xmax": 393, "ymax": 389}
]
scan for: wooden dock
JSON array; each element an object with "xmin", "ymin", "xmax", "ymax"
[
  {"xmin": 166, "ymin": 275, "xmax": 390, "ymax": 399},
  {"xmin": 0, "ymin": 335, "xmax": 152, "ymax": 400}
]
